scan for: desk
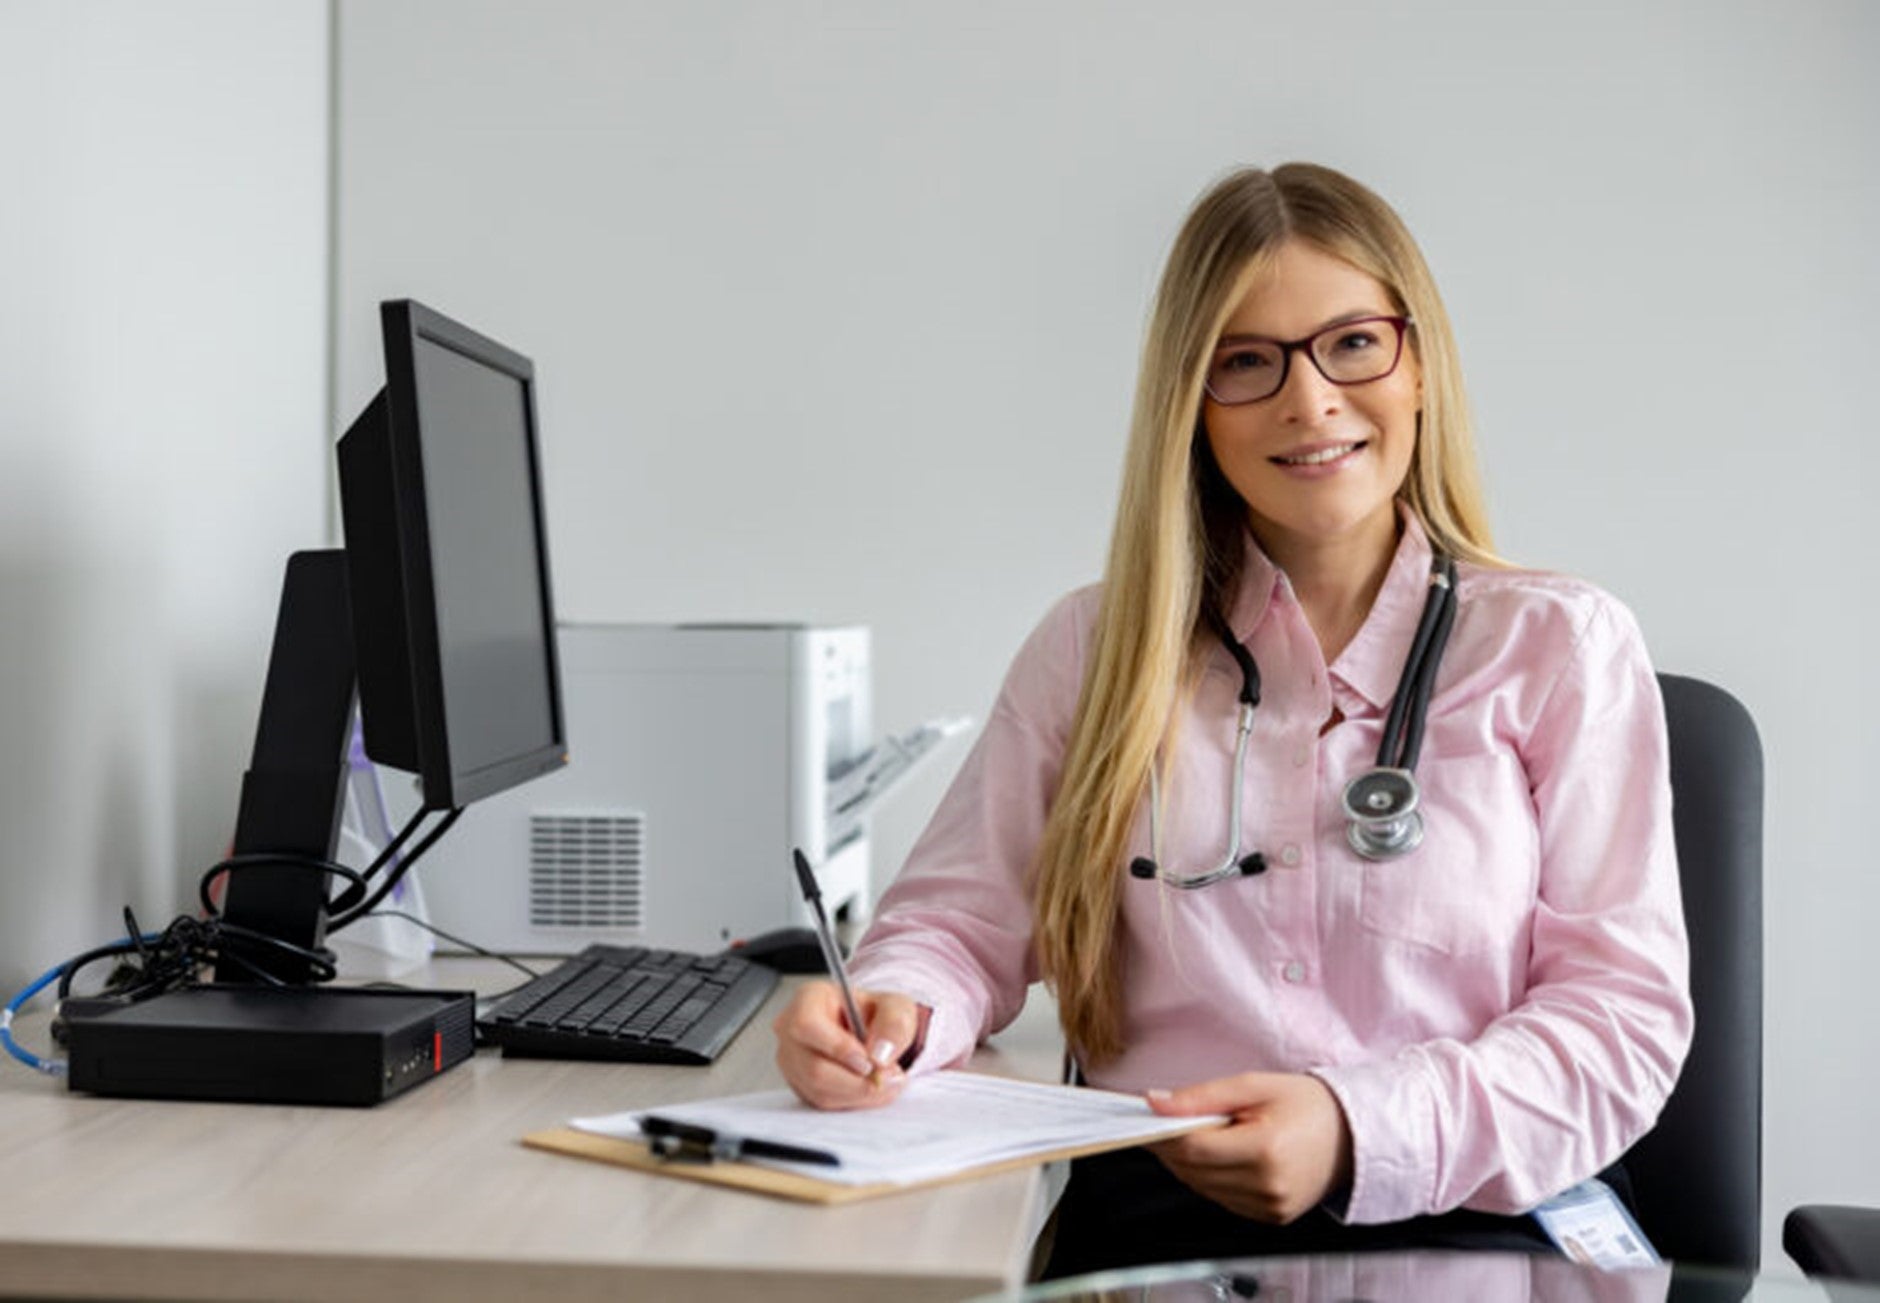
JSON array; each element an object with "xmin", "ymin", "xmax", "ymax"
[
  {"xmin": 968, "ymin": 1251, "xmax": 1880, "ymax": 1302},
  {"xmin": 0, "ymin": 960, "xmax": 1065, "ymax": 1302}
]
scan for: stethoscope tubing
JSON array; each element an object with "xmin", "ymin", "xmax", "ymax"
[
  {"xmin": 1143, "ymin": 701, "xmax": 1257, "ymax": 891},
  {"xmin": 1378, "ymin": 558, "xmax": 1457, "ymax": 772},
  {"xmin": 1137, "ymin": 554, "xmax": 1458, "ymax": 888}
]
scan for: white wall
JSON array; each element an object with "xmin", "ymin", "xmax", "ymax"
[
  {"xmin": 332, "ymin": 0, "xmax": 1876, "ymax": 1271},
  {"xmin": 0, "ymin": 4, "xmax": 330, "ymax": 990}
]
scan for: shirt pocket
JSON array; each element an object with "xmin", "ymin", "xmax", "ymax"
[{"xmin": 1354, "ymin": 751, "xmax": 1538, "ymax": 956}]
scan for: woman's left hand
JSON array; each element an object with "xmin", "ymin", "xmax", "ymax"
[{"xmin": 1146, "ymin": 1072, "xmax": 1354, "ymax": 1224}]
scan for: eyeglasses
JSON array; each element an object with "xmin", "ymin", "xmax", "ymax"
[{"xmin": 1203, "ymin": 315, "xmax": 1413, "ymax": 406}]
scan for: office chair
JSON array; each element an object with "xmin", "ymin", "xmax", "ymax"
[
  {"xmin": 1613, "ymin": 674, "xmax": 1764, "ymax": 1273},
  {"xmin": 1785, "ymin": 1205, "xmax": 1880, "ymax": 1284}
]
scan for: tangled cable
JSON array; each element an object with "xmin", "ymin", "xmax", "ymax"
[{"xmin": 5, "ymin": 805, "xmax": 465, "ymax": 1076}]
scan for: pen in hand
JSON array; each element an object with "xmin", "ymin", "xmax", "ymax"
[{"xmin": 791, "ymin": 848, "xmax": 886, "ymax": 1088}]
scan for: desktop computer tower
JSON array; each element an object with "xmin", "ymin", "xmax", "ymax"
[{"xmin": 422, "ymin": 624, "xmax": 874, "ymax": 955}]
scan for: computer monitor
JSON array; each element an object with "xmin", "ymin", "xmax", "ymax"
[{"xmin": 215, "ymin": 300, "xmax": 567, "ymax": 983}]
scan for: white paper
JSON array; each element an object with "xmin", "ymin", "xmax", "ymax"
[{"xmin": 571, "ymin": 1070, "xmax": 1224, "ymax": 1187}]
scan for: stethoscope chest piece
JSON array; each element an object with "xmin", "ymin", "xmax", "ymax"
[{"xmin": 1341, "ymin": 766, "xmax": 1424, "ymax": 861}]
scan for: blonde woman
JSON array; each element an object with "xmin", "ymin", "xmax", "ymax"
[{"xmin": 773, "ymin": 163, "xmax": 1691, "ymax": 1274}]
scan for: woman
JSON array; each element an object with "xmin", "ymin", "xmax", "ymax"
[{"xmin": 773, "ymin": 162, "xmax": 1692, "ymax": 1275}]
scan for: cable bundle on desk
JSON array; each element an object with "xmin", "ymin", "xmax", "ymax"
[{"xmin": 1, "ymin": 805, "xmax": 464, "ymax": 1077}]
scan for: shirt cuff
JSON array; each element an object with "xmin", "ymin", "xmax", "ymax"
[{"xmin": 1310, "ymin": 1053, "xmax": 1439, "ymax": 1225}]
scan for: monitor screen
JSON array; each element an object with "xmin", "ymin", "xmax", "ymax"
[
  {"xmin": 340, "ymin": 300, "xmax": 568, "ymax": 809},
  {"xmin": 416, "ymin": 337, "xmax": 559, "ymax": 785}
]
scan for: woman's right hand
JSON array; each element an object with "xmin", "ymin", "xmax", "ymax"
[{"xmin": 773, "ymin": 981, "xmax": 925, "ymax": 1110}]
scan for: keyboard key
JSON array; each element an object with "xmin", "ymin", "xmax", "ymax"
[{"xmin": 649, "ymin": 996, "xmax": 718, "ymax": 1044}]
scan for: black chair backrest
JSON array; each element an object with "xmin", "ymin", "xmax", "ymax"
[{"xmin": 1621, "ymin": 674, "xmax": 1764, "ymax": 1270}]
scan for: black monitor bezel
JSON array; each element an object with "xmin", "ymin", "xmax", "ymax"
[{"xmin": 377, "ymin": 298, "xmax": 568, "ymax": 809}]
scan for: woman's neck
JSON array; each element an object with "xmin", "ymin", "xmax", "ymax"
[{"xmin": 1254, "ymin": 510, "xmax": 1400, "ymax": 664}]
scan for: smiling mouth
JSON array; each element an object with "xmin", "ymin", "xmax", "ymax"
[{"xmin": 1272, "ymin": 441, "xmax": 1366, "ymax": 466}]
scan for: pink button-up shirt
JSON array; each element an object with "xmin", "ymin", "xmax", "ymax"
[{"xmin": 849, "ymin": 514, "xmax": 1692, "ymax": 1225}]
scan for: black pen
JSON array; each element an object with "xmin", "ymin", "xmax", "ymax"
[
  {"xmin": 639, "ymin": 1114, "xmax": 839, "ymax": 1167},
  {"xmin": 791, "ymin": 847, "xmax": 879, "ymax": 1085}
]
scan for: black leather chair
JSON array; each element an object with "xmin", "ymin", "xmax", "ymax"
[
  {"xmin": 1785, "ymin": 1205, "xmax": 1880, "ymax": 1284},
  {"xmin": 1617, "ymin": 674, "xmax": 1764, "ymax": 1272}
]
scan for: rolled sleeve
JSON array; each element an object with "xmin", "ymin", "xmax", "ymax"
[{"xmin": 848, "ymin": 589, "xmax": 1093, "ymax": 1071}]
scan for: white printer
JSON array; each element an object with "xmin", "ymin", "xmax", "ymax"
[{"xmin": 419, "ymin": 623, "xmax": 964, "ymax": 956}]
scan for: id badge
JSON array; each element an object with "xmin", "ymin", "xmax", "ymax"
[{"xmin": 1530, "ymin": 1178, "xmax": 1660, "ymax": 1269}]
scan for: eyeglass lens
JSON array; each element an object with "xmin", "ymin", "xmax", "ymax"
[{"xmin": 1205, "ymin": 317, "xmax": 1407, "ymax": 405}]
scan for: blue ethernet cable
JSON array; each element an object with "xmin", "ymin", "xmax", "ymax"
[
  {"xmin": 1, "ymin": 925, "xmax": 166, "ymax": 1076},
  {"xmin": 1, "ymin": 961, "xmax": 71, "ymax": 1076}
]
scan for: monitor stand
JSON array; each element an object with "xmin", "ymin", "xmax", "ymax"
[{"xmin": 214, "ymin": 549, "xmax": 356, "ymax": 985}]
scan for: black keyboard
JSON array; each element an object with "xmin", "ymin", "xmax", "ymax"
[{"xmin": 476, "ymin": 943, "xmax": 779, "ymax": 1065}]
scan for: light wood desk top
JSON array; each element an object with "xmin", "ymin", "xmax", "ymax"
[{"xmin": 0, "ymin": 959, "xmax": 1065, "ymax": 1302}]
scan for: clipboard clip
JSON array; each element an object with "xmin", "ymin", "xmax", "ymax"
[{"xmin": 645, "ymin": 1123, "xmax": 740, "ymax": 1165}]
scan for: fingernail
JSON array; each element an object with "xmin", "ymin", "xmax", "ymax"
[
  {"xmin": 870, "ymin": 1039, "xmax": 897, "ymax": 1066},
  {"xmin": 1146, "ymin": 1088, "xmax": 1171, "ymax": 1101},
  {"xmin": 845, "ymin": 1053, "xmax": 873, "ymax": 1077}
]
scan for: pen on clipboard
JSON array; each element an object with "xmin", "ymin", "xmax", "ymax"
[
  {"xmin": 639, "ymin": 1114, "xmax": 839, "ymax": 1167},
  {"xmin": 791, "ymin": 847, "xmax": 881, "ymax": 1087}
]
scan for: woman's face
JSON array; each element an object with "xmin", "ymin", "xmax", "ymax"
[{"xmin": 1200, "ymin": 240, "xmax": 1420, "ymax": 562}]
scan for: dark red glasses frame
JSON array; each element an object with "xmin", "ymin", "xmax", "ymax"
[{"xmin": 1204, "ymin": 314, "xmax": 1414, "ymax": 406}]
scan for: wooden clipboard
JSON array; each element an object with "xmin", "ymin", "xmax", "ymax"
[{"xmin": 520, "ymin": 1116, "xmax": 1222, "ymax": 1205}]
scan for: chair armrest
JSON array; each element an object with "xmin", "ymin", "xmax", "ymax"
[{"xmin": 1785, "ymin": 1205, "xmax": 1880, "ymax": 1283}]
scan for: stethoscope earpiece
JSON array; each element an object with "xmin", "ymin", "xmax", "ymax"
[
  {"xmin": 1341, "ymin": 767, "xmax": 1426, "ymax": 861},
  {"xmin": 1130, "ymin": 851, "xmax": 1266, "ymax": 882}
]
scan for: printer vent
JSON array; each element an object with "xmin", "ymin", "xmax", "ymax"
[{"xmin": 528, "ymin": 813, "xmax": 645, "ymax": 930}]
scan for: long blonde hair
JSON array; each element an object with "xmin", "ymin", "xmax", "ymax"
[{"xmin": 1032, "ymin": 163, "xmax": 1498, "ymax": 1063}]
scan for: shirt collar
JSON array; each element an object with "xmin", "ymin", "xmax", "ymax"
[
  {"xmin": 1225, "ymin": 532, "xmax": 1282, "ymax": 641},
  {"xmin": 1223, "ymin": 505, "xmax": 1439, "ymax": 710},
  {"xmin": 1330, "ymin": 507, "xmax": 1437, "ymax": 709}
]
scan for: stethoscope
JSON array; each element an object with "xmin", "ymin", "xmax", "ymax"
[{"xmin": 1128, "ymin": 554, "xmax": 1458, "ymax": 889}]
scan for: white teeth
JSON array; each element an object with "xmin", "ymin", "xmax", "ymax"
[{"xmin": 1276, "ymin": 442, "xmax": 1360, "ymax": 466}]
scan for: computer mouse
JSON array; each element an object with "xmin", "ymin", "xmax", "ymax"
[{"xmin": 728, "ymin": 926, "xmax": 832, "ymax": 974}]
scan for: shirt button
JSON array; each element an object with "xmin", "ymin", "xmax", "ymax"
[
  {"xmin": 1282, "ymin": 961, "xmax": 1307, "ymax": 984},
  {"xmin": 1278, "ymin": 843, "xmax": 1302, "ymax": 867}
]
